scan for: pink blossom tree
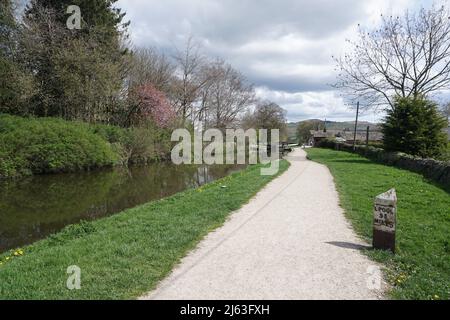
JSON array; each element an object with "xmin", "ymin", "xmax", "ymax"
[{"xmin": 130, "ymin": 84, "xmax": 177, "ymax": 128}]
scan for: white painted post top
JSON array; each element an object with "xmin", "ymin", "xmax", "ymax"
[{"xmin": 375, "ymin": 189, "xmax": 397, "ymax": 206}]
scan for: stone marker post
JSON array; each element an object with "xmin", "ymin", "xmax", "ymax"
[{"xmin": 373, "ymin": 189, "xmax": 397, "ymax": 253}]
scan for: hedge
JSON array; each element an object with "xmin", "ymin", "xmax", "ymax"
[
  {"xmin": 0, "ymin": 114, "xmax": 174, "ymax": 178},
  {"xmin": 317, "ymin": 139, "xmax": 450, "ymax": 189},
  {"xmin": 0, "ymin": 114, "xmax": 118, "ymax": 178}
]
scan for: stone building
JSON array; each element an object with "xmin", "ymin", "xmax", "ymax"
[{"xmin": 308, "ymin": 129, "xmax": 383, "ymax": 146}]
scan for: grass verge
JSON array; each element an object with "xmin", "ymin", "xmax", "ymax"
[
  {"xmin": 306, "ymin": 148, "xmax": 449, "ymax": 300},
  {"xmin": 0, "ymin": 160, "xmax": 289, "ymax": 299}
]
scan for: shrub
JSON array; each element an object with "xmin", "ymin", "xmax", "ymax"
[
  {"xmin": 125, "ymin": 122, "xmax": 173, "ymax": 164},
  {"xmin": 0, "ymin": 114, "xmax": 118, "ymax": 177},
  {"xmin": 92, "ymin": 122, "xmax": 173, "ymax": 165},
  {"xmin": 382, "ymin": 97, "xmax": 448, "ymax": 158},
  {"xmin": 0, "ymin": 115, "xmax": 175, "ymax": 178}
]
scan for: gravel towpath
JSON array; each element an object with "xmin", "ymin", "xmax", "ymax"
[{"xmin": 141, "ymin": 148, "xmax": 386, "ymax": 300}]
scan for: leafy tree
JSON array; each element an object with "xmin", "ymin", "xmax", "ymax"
[
  {"xmin": 0, "ymin": 0, "xmax": 35, "ymax": 114},
  {"xmin": 441, "ymin": 103, "xmax": 450, "ymax": 125},
  {"xmin": 21, "ymin": 0, "xmax": 129, "ymax": 121},
  {"xmin": 251, "ymin": 101, "xmax": 288, "ymax": 142},
  {"xmin": 296, "ymin": 120, "xmax": 323, "ymax": 144},
  {"xmin": 0, "ymin": 0, "xmax": 15, "ymax": 56},
  {"xmin": 25, "ymin": 0, "xmax": 128, "ymax": 40},
  {"xmin": 0, "ymin": 0, "xmax": 17, "ymax": 108},
  {"xmin": 382, "ymin": 97, "xmax": 448, "ymax": 158}
]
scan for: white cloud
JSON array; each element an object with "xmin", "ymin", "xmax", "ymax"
[{"xmin": 255, "ymin": 87, "xmax": 386, "ymax": 122}]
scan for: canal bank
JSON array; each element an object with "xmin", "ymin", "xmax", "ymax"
[
  {"xmin": 0, "ymin": 160, "xmax": 289, "ymax": 299},
  {"xmin": 0, "ymin": 163, "xmax": 246, "ymax": 253}
]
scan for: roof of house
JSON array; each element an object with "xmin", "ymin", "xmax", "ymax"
[
  {"xmin": 309, "ymin": 130, "xmax": 335, "ymax": 139},
  {"xmin": 310, "ymin": 129, "xmax": 383, "ymax": 141}
]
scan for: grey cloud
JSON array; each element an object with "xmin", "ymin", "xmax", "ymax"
[
  {"xmin": 119, "ymin": 0, "xmax": 366, "ymax": 47},
  {"xmin": 119, "ymin": 0, "xmax": 351, "ymax": 94},
  {"xmin": 245, "ymin": 71, "xmax": 334, "ymax": 93},
  {"xmin": 116, "ymin": 0, "xmax": 398, "ymax": 122}
]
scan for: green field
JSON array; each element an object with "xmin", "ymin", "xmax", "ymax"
[
  {"xmin": 0, "ymin": 160, "xmax": 289, "ymax": 299},
  {"xmin": 307, "ymin": 148, "xmax": 450, "ymax": 300}
]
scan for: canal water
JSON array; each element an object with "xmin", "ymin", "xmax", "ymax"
[{"xmin": 0, "ymin": 163, "xmax": 246, "ymax": 253}]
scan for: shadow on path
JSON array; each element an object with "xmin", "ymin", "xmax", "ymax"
[{"xmin": 326, "ymin": 241, "xmax": 372, "ymax": 251}]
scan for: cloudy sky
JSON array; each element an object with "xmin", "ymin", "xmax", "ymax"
[{"xmin": 116, "ymin": 0, "xmax": 431, "ymax": 123}]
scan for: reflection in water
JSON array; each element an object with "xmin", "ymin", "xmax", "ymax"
[{"xmin": 0, "ymin": 163, "xmax": 245, "ymax": 253}]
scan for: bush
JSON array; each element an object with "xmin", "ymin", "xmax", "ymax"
[
  {"xmin": 0, "ymin": 114, "xmax": 118, "ymax": 177},
  {"xmin": 91, "ymin": 121, "xmax": 173, "ymax": 165},
  {"xmin": 0, "ymin": 115, "xmax": 176, "ymax": 178},
  {"xmin": 382, "ymin": 97, "xmax": 448, "ymax": 158}
]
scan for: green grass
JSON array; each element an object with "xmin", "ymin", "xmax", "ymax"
[
  {"xmin": 0, "ymin": 160, "xmax": 289, "ymax": 299},
  {"xmin": 306, "ymin": 148, "xmax": 450, "ymax": 300}
]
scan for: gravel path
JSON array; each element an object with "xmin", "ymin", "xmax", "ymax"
[{"xmin": 141, "ymin": 148, "xmax": 386, "ymax": 300}]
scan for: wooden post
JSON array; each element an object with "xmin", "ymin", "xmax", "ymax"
[
  {"xmin": 353, "ymin": 102, "xmax": 359, "ymax": 151},
  {"xmin": 373, "ymin": 189, "xmax": 397, "ymax": 253},
  {"xmin": 366, "ymin": 126, "xmax": 370, "ymax": 148}
]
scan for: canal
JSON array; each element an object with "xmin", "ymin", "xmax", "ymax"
[{"xmin": 0, "ymin": 163, "xmax": 245, "ymax": 253}]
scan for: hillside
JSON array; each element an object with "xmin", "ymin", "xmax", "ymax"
[{"xmin": 287, "ymin": 120, "xmax": 380, "ymax": 143}]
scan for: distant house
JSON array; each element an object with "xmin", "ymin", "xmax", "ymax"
[
  {"xmin": 308, "ymin": 130, "xmax": 335, "ymax": 146},
  {"xmin": 308, "ymin": 129, "xmax": 383, "ymax": 146}
]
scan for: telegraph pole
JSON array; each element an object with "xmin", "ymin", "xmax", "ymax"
[
  {"xmin": 366, "ymin": 126, "xmax": 370, "ymax": 148},
  {"xmin": 353, "ymin": 101, "xmax": 360, "ymax": 151}
]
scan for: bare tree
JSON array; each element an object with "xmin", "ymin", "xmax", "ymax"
[
  {"xmin": 334, "ymin": 4, "xmax": 450, "ymax": 109},
  {"xmin": 171, "ymin": 37, "xmax": 210, "ymax": 126},
  {"xmin": 199, "ymin": 59, "xmax": 255, "ymax": 130},
  {"xmin": 128, "ymin": 47, "xmax": 175, "ymax": 93}
]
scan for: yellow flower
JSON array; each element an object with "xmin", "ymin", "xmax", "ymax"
[
  {"xmin": 5, "ymin": 257, "xmax": 10, "ymax": 261},
  {"xmin": 433, "ymin": 295, "xmax": 440, "ymax": 300}
]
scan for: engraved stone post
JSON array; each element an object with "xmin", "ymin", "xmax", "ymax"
[{"xmin": 373, "ymin": 189, "xmax": 397, "ymax": 253}]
